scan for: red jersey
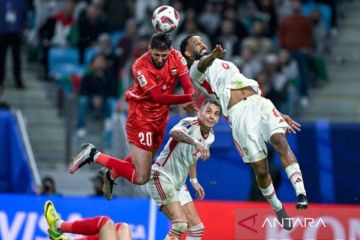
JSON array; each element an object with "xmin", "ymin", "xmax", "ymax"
[{"xmin": 125, "ymin": 48, "xmax": 189, "ymax": 122}]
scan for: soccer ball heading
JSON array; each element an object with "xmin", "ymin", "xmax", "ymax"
[{"xmin": 152, "ymin": 5, "xmax": 180, "ymax": 33}]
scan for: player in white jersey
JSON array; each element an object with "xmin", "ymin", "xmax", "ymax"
[
  {"xmin": 180, "ymin": 35, "xmax": 308, "ymax": 231},
  {"xmin": 147, "ymin": 99, "xmax": 221, "ymax": 240}
]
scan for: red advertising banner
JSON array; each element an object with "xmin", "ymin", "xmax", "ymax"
[{"xmin": 194, "ymin": 201, "xmax": 360, "ymax": 240}]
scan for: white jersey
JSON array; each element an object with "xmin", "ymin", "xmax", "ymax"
[
  {"xmin": 190, "ymin": 59, "xmax": 260, "ymax": 117},
  {"xmin": 152, "ymin": 117, "xmax": 215, "ymax": 190}
]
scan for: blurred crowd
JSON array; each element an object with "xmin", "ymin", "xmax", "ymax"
[{"xmin": 1, "ymin": 0, "xmax": 341, "ymax": 151}]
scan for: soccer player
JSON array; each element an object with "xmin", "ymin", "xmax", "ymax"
[
  {"xmin": 179, "ymin": 35, "xmax": 308, "ymax": 231},
  {"xmin": 44, "ymin": 200, "xmax": 132, "ymax": 240},
  {"xmin": 69, "ymin": 32, "xmax": 195, "ymax": 196},
  {"xmin": 147, "ymin": 99, "xmax": 221, "ymax": 239}
]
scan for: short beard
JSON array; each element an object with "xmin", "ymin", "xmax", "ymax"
[{"xmin": 194, "ymin": 51, "xmax": 205, "ymax": 60}]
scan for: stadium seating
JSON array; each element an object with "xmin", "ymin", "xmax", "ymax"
[
  {"xmin": 84, "ymin": 47, "xmax": 99, "ymax": 65},
  {"xmin": 48, "ymin": 47, "xmax": 82, "ymax": 79},
  {"xmin": 110, "ymin": 31, "xmax": 124, "ymax": 48}
]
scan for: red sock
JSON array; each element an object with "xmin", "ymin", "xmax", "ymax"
[
  {"xmin": 75, "ymin": 235, "xmax": 99, "ymax": 240},
  {"xmin": 60, "ymin": 216, "xmax": 109, "ymax": 236},
  {"xmin": 115, "ymin": 222, "xmax": 123, "ymax": 231},
  {"xmin": 123, "ymin": 156, "xmax": 132, "ymax": 163},
  {"xmin": 95, "ymin": 154, "xmax": 137, "ymax": 184}
]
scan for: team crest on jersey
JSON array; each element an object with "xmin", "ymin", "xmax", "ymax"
[
  {"xmin": 181, "ymin": 121, "xmax": 191, "ymax": 129},
  {"xmin": 171, "ymin": 68, "xmax": 178, "ymax": 75},
  {"xmin": 136, "ymin": 70, "xmax": 147, "ymax": 87}
]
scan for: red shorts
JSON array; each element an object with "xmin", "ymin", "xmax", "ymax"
[{"xmin": 126, "ymin": 102, "xmax": 168, "ymax": 151}]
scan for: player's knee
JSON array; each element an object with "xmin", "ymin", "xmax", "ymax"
[
  {"xmin": 255, "ymin": 168, "xmax": 269, "ymax": 180},
  {"xmin": 271, "ymin": 134, "xmax": 289, "ymax": 151},
  {"xmin": 136, "ymin": 173, "xmax": 150, "ymax": 185}
]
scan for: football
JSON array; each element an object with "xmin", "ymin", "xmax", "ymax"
[{"xmin": 152, "ymin": 5, "xmax": 180, "ymax": 33}]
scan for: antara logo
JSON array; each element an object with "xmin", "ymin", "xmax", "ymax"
[
  {"xmin": 262, "ymin": 217, "xmax": 327, "ymax": 228},
  {"xmin": 237, "ymin": 212, "xmax": 327, "ymax": 234},
  {"xmin": 237, "ymin": 213, "xmax": 258, "ymax": 233}
]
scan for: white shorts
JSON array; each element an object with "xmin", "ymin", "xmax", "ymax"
[
  {"xmin": 227, "ymin": 94, "xmax": 289, "ymax": 163},
  {"xmin": 147, "ymin": 170, "xmax": 192, "ymax": 207}
]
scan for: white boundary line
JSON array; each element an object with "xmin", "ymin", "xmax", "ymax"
[
  {"xmin": 148, "ymin": 198, "xmax": 157, "ymax": 240},
  {"xmin": 15, "ymin": 110, "xmax": 41, "ymax": 186}
]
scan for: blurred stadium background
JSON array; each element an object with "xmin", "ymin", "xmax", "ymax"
[{"xmin": 0, "ymin": 0, "xmax": 359, "ymax": 239}]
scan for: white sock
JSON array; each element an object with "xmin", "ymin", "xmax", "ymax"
[
  {"xmin": 186, "ymin": 223, "xmax": 204, "ymax": 240},
  {"xmin": 94, "ymin": 152, "xmax": 101, "ymax": 162},
  {"xmin": 55, "ymin": 220, "xmax": 63, "ymax": 231},
  {"xmin": 285, "ymin": 163, "xmax": 306, "ymax": 196},
  {"xmin": 260, "ymin": 182, "xmax": 282, "ymax": 211}
]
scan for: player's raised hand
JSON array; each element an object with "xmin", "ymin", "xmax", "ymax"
[
  {"xmin": 182, "ymin": 101, "xmax": 197, "ymax": 113},
  {"xmin": 211, "ymin": 44, "xmax": 225, "ymax": 59},
  {"xmin": 193, "ymin": 142, "xmax": 210, "ymax": 160},
  {"xmin": 282, "ymin": 114, "xmax": 301, "ymax": 133}
]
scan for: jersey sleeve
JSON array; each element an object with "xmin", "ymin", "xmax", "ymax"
[
  {"xmin": 175, "ymin": 50, "xmax": 189, "ymax": 76},
  {"xmin": 190, "ymin": 61, "xmax": 205, "ymax": 84},
  {"xmin": 170, "ymin": 118, "xmax": 192, "ymax": 133},
  {"xmin": 132, "ymin": 63, "xmax": 157, "ymax": 93}
]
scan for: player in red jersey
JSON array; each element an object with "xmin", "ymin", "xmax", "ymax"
[{"xmin": 69, "ymin": 33, "xmax": 195, "ymax": 199}]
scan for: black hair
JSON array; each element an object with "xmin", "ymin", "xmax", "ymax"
[
  {"xmin": 149, "ymin": 32, "xmax": 172, "ymax": 51},
  {"xmin": 42, "ymin": 176, "xmax": 56, "ymax": 193},
  {"xmin": 200, "ymin": 98, "xmax": 222, "ymax": 115},
  {"xmin": 179, "ymin": 34, "xmax": 196, "ymax": 60},
  {"xmin": 42, "ymin": 176, "xmax": 55, "ymax": 185}
]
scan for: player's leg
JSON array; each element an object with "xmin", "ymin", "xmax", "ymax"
[
  {"xmin": 182, "ymin": 202, "xmax": 204, "ymax": 240},
  {"xmin": 44, "ymin": 200, "xmax": 70, "ymax": 240},
  {"xmin": 75, "ymin": 221, "xmax": 118, "ymax": 240},
  {"xmin": 98, "ymin": 219, "xmax": 117, "ymax": 240},
  {"xmin": 259, "ymin": 97, "xmax": 307, "ymax": 209},
  {"xmin": 75, "ymin": 236, "xmax": 99, "ymax": 240},
  {"xmin": 162, "ymin": 202, "xmax": 188, "ymax": 239},
  {"xmin": 251, "ymin": 160, "xmax": 293, "ymax": 230},
  {"xmin": 270, "ymin": 132, "xmax": 307, "ymax": 209},
  {"xmin": 114, "ymin": 223, "xmax": 132, "ymax": 240},
  {"xmin": 106, "ymin": 119, "xmax": 166, "ymax": 185},
  {"xmin": 147, "ymin": 172, "xmax": 187, "ymax": 239},
  {"xmin": 99, "ymin": 145, "xmax": 158, "ymax": 200},
  {"xmin": 270, "ymin": 133, "xmax": 308, "ymax": 208},
  {"xmin": 69, "ymin": 143, "xmax": 138, "ymax": 181},
  {"xmin": 229, "ymin": 98, "xmax": 292, "ymax": 230},
  {"xmin": 61, "ymin": 216, "xmax": 114, "ymax": 237},
  {"xmin": 229, "ymin": 99, "xmax": 283, "ymax": 214},
  {"xmin": 44, "ymin": 202, "xmax": 116, "ymax": 240},
  {"xmin": 177, "ymin": 185, "xmax": 204, "ymax": 240},
  {"xmin": 71, "ymin": 143, "xmax": 152, "ymax": 200}
]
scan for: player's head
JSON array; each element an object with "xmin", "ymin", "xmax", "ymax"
[
  {"xmin": 149, "ymin": 32, "xmax": 172, "ymax": 68},
  {"xmin": 180, "ymin": 35, "xmax": 208, "ymax": 64},
  {"xmin": 197, "ymin": 98, "xmax": 221, "ymax": 130}
]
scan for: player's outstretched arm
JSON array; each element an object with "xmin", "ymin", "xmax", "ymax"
[
  {"xmin": 197, "ymin": 45, "xmax": 225, "ymax": 73},
  {"xmin": 178, "ymin": 72, "xmax": 195, "ymax": 95},
  {"xmin": 189, "ymin": 164, "xmax": 205, "ymax": 200},
  {"xmin": 148, "ymin": 85, "xmax": 192, "ymax": 105},
  {"xmin": 170, "ymin": 127, "xmax": 210, "ymax": 160}
]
